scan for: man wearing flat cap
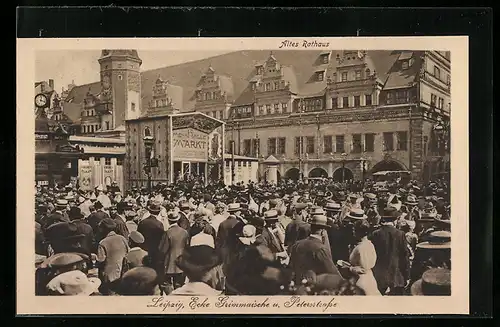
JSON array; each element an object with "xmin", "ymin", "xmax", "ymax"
[
  {"xmin": 157, "ymin": 211, "xmax": 190, "ymax": 293},
  {"xmin": 284, "ymin": 202, "xmax": 311, "ymax": 248},
  {"xmin": 96, "ymin": 218, "xmax": 129, "ymax": 295}
]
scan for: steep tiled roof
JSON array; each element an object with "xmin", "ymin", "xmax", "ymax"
[
  {"xmin": 62, "ymin": 102, "xmax": 82, "ymax": 124},
  {"xmin": 64, "ymin": 82, "xmax": 101, "ymax": 104},
  {"xmin": 383, "ymin": 51, "xmax": 423, "ymax": 89},
  {"xmin": 62, "ymin": 50, "xmax": 415, "ymax": 120}
]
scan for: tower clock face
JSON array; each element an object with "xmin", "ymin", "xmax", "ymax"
[{"xmin": 35, "ymin": 94, "xmax": 48, "ymax": 108}]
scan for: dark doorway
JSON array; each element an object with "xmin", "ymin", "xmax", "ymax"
[
  {"xmin": 284, "ymin": 168, "xmax": 300, "ymax": 181},
  {"xmin": 308, "ymin": 167, "xmax": 328, "ymax": 178},
  {"xmin": 370, "ymin": 160, "xmax": 407, "ymax": 174},
  {"xmin": 332, "ymin": 167, "xmax": 354, "ymax": 182}
]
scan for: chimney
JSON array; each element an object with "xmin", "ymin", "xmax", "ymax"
[{"xmin": 49, "ymin": 79, "xmax": 54, "ymax": 90}]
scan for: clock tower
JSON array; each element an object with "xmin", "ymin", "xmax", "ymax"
[{"xmin": 98, "ymin": 50, "xmax": 142, "ymax": 130}]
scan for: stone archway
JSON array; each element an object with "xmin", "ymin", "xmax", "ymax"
[
  {"xmin": 284, "ymin": 167, "xmax": 300, "ymax": 181},
  {"xmin": 370, "ymin": 159, "xmax": 408, "ymax": 174},
  {"xmin": 308, "ymin": 167, "xmax": 328, "ymax": 178},
  {"xmin": 332, "ymin": 167, "xmax": 354, "ymax": 182}
]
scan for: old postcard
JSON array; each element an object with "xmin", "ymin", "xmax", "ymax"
[{"xmin": 17, "ymin": 36, "xmax": 469, "ymax": 315}]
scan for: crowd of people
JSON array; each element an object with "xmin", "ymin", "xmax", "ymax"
[{"xmin": 34, "ymin": 176, "xmax": 451, "ymax": 297}]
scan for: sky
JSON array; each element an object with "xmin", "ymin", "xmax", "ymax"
[{"xmin": 35, "ymin": 50, "xmax": 232, "ymax": 92}]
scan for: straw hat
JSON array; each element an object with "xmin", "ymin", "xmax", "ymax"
[
  {"xmin": 46, "ymin": 270, "xmax": 101, "ymax": 296},
  {"xmin": 346, "ymin": 208, "xmax": 367, "ymax": 220},
  {"xmin": 416, "ymin": 230, "xmax": 451, "ymax": 249},
  {"xmin": 411, "ymin": 268, "xmax": 451, "ymax": 296}
]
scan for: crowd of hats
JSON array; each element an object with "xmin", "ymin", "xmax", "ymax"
[{"xmin": 34, "ymin": 176, "xmax": 451, "ymax": 296}]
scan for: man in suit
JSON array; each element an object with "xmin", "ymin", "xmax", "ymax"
[
  {"xmin": 257, "ymin": 210, "xmax": 288, "ymax": 263},
  {"xmin": 285, "ymin": 203, "xmax": 311, "ymax": 248},
  {"xmin": 137, "ymin": 202, "xmax": 165, "ymax": 265},
  {"xmin": 67, "ymin": 206, "xmax": 95, "ymax": 255},
  {"xmin": 216, "ymin": 203, "xmax": 243, "ymax": 274},
  {"xmin": 288, "ymin": 214, "xmax": 342, "ymax": 283},
  {"xmin": 369, "ymin": 206, "xmax": 411, "ymax": 295},
  {"xmin": 43, "ymin": 199, "xmax": 70, "ymax": 229},
  {"xmin": 122, "ymin": 231, "xmax": 149, "ymax": 273},
  {"xmin": 87, "ymin": 201, "xmax": 110, "ymax": 237},
  {"xmin": 96, "ymin": 218, "xmax": 129, "ymax": 295},
  {"xmin": 157, "ymin": 212, "xmax": 190, "ymax": 293},
  {"xmin": 112, "ymin": 201, "xmax": 131, "ymax": 242},
  {"xmin": 178, "ymin": 202, "xmax": 193, "ymax": 232}
]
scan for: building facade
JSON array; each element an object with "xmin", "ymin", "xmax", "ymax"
[{"xmin": 60, "ymin": 49, "xmax": 450, "ymax": 187}]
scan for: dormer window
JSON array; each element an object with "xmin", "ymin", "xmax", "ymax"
[
  {"xmin": 251, "ymin": 83, "xmax": 256, "ymax": 91},
  {"xmin": 256, "ymin": 66, "xmax": 263, "ymax": 75},
  {"xmin": 321, "ymin": 54, "xmax": 329, "ymax": 64},
  {"xmin": 402, "ymin": 61, "xmax": 409, "ymax": 70},
  {"xmin": 316, "ymin": 71, "xmax": 324, "ymax": 81}
]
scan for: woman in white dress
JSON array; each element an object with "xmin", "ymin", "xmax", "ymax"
[{"xmin": 349, "ymin": 219, "xmax": 381, "ymax": 295}]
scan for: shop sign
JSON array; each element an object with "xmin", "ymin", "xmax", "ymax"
[{"xmin": 172, "ymin": 128, "xmax": 209, "ymax": 161}]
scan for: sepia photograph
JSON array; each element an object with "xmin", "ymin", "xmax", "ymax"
[{"xmin": 17, "ymin": 37, "xmax": 468, "ymax": 315}]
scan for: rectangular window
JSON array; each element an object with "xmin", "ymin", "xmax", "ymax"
[
  {"xmin": 323, "ymin": 135, "xmax": 333, "ymax": 153},
  {"xmin": 395, "ymin": 90, "xmax": 408, "ymax": 104},
  {"xmin": 282, "ymin": 102, "xmax": 288, "ymax": 113},
  {"xmin": 117, "ymin": 157, "xmax": 123, "ymax": 165},
  {"xmin": 431, "ymin": 93, "xmax": 437, "ymax": 107},
  {"xmin": 438, "ymin": 97, "xmax": 444, "ymax": 109},
  {"xmin": 306, "ymin": 136, "xmax": 315, "ymax": 154},
  {"xmin": 335, "ymin": 135, "xmax": 345, "ymax": 153},
  {"xmin": 402, "ymin": 60, "xmax": 409, "ymax": 70},
  {"xmin": 259, "ymin": 105, "xmax": 264, "ymax": 115},
  {"xmin": 365, "ymin": 94, "xmax": 372, "ymax": 106},
  {"xmin": 447, "ymin": 74, "xmax": 451, "ymax": 86},
  {"xmin": 266, "ymin": 104, "xmax": 272, "ymax": 115},
  {"xmin": 342, "ymin": 97, "xmax": 349, "ymax": 108},
  {"xmin": 265, "ymin": 83, "xmax": 271, "ymax": 91},
  {"xmin": 383, "ymin": 132, "xmax": 394, "ymax": 151},
  {"xmin": 243, "ymin": 139, "xmax": 251, "ymax": 156},
  {"xmin": 268, "ymin": 138, "xmax": 277, "ymax": 156},
  {"xmin": 365, "ymin": 133, "xmax": 375, "ymax": 152},
  {"xmin": 434, "ymin": 65, "xmax": 441, "ymax": 80},
  {"xmin": 397, "ymin": 131, "xmax": 408, "ymax": 151},
  {"xmin": 277, "ymin": 137, "xmax": 286, "ymax": 155},
  {"xmin": 317, "ymin": 72, "xmax": 324, "ymax": 81},
  {"xmin": 105, "ymin": 121, "xmax": 110, "ymax": 130},
  {"xmin": 354, "ymin": 95, "xmax": 361, "ymax": 107},
  {"xmin": 386, "ymin": 92, "xmax": 394, "ymax": 104},
  {"xmin": 341, "ymin": 72, "xmax": 348, "ymax": 82},
  {"xmin": 105, "ymin": 158, "xmax": 111, "ymax": 166},
  {"xmin": 352, "ymin": 134, "xmax": 362, "ymax": 153},
  {"xmin": 274, "ymin": 103, "xmax": 280, "ymax": 114},
  {"xmin": 322, "ymin": 55, "xmax": 329, "ymax": 64},
  {"xmin": 331, "ymin": 97, "xmax": 338, "ymax": 109},
  {"xmin": 295, "ymin": 137, "xmax": 303, "ymax": 155},
  {"xmin": 423, "ymin": 136, "xmax": 428, "ymax": 156},
  {"xmin": 355, "ymin": 70, "xmax": 362, "ymax": 80},
  {"xmin": 131, "ymin": 102, "xmax": 136, "ymax": 111}
]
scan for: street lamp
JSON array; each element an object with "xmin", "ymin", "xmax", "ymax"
[
  {"xmin": 341, "ymin": 152, "xmax": 348, "ymax": 183},
  {"xmin": 143, "ymin": 134, "xmax": 156, "ymax": 192}
]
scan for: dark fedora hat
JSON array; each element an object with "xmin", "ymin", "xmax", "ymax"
[
  {"xmin": 175, "ymin": 245, "xmax": 220, "ymax": 276},
  {"xmin": 411, "ymin": 268, "xmax": 451, "ymax": 296},
  {"xmin": 99, "ymin": 218, "xmax": 117, "ymax": 231},
  {"xmin": 380, "ymin": 206, "xmax": 400, "ymax": 221},
  {"xmin": 45, "ymin": 222, "xmax": 85, "ymax": 243},
  {"xmin": 147, "ymin": 202, "xmax": 161, "ymax": 215},
  {"xmin": 68, "ymin": 207, "xmax": 84, "ymax": 220}
]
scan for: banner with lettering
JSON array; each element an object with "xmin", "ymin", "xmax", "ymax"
[
  {"xmin": 172, "ymin": 128, "xmax": 209, "ymax": 161},
  {"xmin": 103, "ymin": 165, "xmax": 115, "ymax": 187},
  {"xmin": 79, "ymin": 165, "xmax": 93, "ymax": 191}
]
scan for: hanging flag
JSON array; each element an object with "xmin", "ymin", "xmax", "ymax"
[{"xmin": 248, "ymin": 193, "xmax": 259, "ymax": 213}]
